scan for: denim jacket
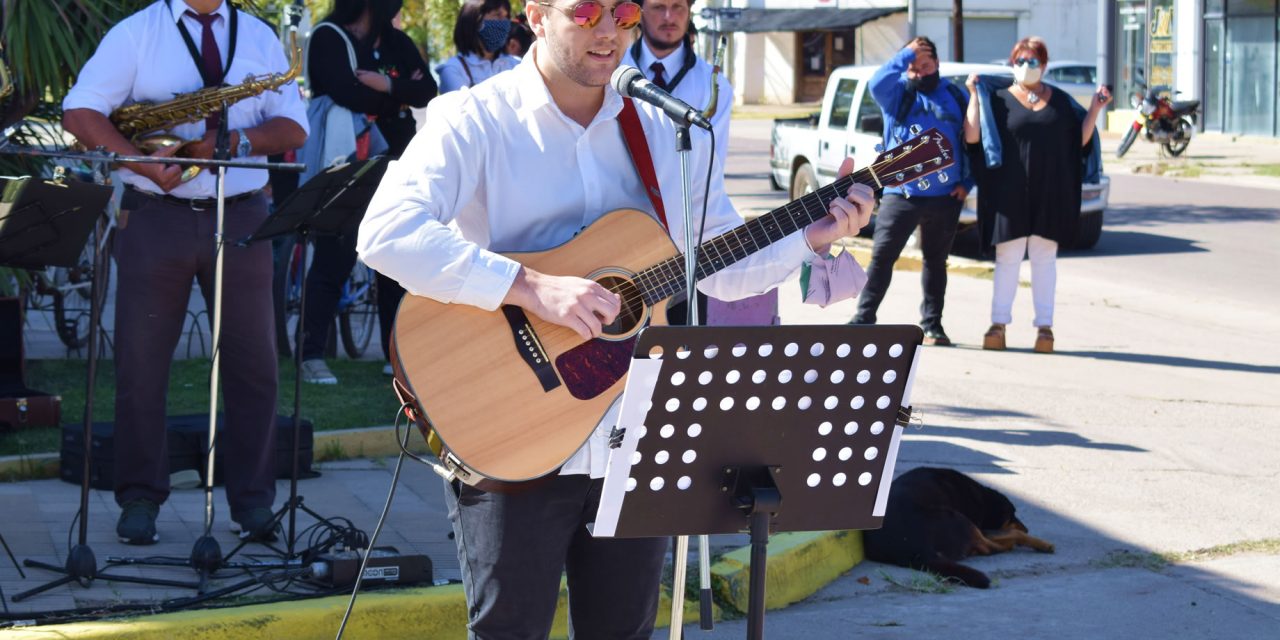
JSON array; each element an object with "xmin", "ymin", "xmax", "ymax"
[
  {"xmin": 870, "ymin": 48, "xmax": 975, "ymax": 197},
  {"xmin": 970, "ymin": 74, "xmax": 1102, "ymax": 183}
]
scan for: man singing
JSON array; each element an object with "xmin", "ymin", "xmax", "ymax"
[
  {"xmin": 357, "ymin": 1, "xmax": 873, "ymax": 635},
  {"xmin": 63, "ymin": 0, "xmax": 307, "ymax": 544}
]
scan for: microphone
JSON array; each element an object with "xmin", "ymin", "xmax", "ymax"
[{"xmin": 611, "ymin": 65, "xmax": 712, "ymax": 131}]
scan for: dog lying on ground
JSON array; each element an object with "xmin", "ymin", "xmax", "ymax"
[{"xmin": 863, "ymin": 467, "xmax": 1055, "ymax": 588}]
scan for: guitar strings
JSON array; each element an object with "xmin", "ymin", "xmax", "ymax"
[{"xmin": 597, "ymin": 133, "xmax": 946, "ymax": 322}]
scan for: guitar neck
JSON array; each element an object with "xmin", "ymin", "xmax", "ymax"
[{"xmin": 633, "ymin": 169, "xmax": 868, "ymax": 306}]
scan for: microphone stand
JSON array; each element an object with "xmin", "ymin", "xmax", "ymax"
[
  {"xmin": 668, "ymin": 122, "xmax": 714, "ymax": 640},
  {"xmin": 189, "ymin": 106, "xmax": 234, "ymax": 590}
]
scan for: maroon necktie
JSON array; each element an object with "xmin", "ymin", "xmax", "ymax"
[
  {"xmin": 186, "ymin": 10, "xmax": 225, "ymax": 132},
  {"xmin": 649, "ymin": 61, "xmax": 667, "ymax": 90}
]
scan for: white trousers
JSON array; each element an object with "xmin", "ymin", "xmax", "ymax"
[{"xmin": 991, "ymin": 234, "xmax": 1057, "ymax": 327}]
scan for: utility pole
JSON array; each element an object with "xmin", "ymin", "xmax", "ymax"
[{"xmin": 953, "ymin": 0, "xmax": 964, "ymax": 62}]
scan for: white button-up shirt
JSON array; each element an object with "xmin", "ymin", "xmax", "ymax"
[
  {"xmin": 63, "ymin": 0, "xmax": 308, "ymax": 198},
  {"xmin": 358, "ymin": 45, "xmax": 813, "ymax": 478}
]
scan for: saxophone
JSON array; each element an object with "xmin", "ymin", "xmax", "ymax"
[{"xmin": 107, "ymin": 32, "xmax": 302, "ymax": 182}]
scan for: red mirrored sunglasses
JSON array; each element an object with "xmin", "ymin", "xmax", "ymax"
[{"xmin": 535, "ymin": 1, "xmax": 643, "ymax": 30}]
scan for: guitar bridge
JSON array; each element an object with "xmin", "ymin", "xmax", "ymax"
[{"xmin": 501, "ymin": 305, "xmax": 562, "ymax": 392}]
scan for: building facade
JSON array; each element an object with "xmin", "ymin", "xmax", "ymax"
[{"xmin": 699, "ymin": 0, "xmax": 1101, "ymax": 104}]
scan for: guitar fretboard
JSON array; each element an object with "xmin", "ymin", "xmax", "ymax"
[{"xmin": 631, "ymin": 170, "xmax": 864, "ymax": 306}]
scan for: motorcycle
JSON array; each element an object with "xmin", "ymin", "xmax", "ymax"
[{"xmin": 1116, "ymin": 78, "xmax": 1200, "ymax": 158}]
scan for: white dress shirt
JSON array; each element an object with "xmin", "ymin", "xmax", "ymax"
[
  {"xmin": 358, "ymin": 44, "xmax": 814, "ymax": 478},
  {"xmin": 622, "ymin": 38, "xmax": 733, "ymax": 166},
  {"xmin": 435, "ymin": 52, "xmax": 521, "ymax": 94},
  {"xmin": 63, "ymin": 0, "xmax": 308, "ymax": 198}
]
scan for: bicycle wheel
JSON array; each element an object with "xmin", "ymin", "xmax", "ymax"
[
  {"xmin": 273, "ymin": 237, "xmax": 305, "ymax": 358},
  {"xmin": 339, "ymin": 262, "xmax": 378, "ymax": 359},
  {"xmin": 49, "ymin": 231, "xmax": 110, "ymax": 349}
]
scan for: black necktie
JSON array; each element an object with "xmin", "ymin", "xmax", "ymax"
[
  {"xmin": 186, "ymin": 10, "xmax": 225, "ymax": 132},
  {"xmin": 649, "ymin": 61, "xmax": 667, "ymax": 89}
]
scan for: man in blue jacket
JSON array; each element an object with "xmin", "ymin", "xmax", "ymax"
[{"xmin": 851, "ymin": 36, "xmax": 972, "ymax": 346}]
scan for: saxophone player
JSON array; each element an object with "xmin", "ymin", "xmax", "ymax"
[{"xmin": 62, "ymin": 0, "xmax": 308, "ymax": 545}]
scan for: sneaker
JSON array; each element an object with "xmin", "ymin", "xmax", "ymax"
[
  {"xmin": 382, "ymin": 362, "xmax": 394, "ymax": 377},
  {"xmin": 231, "ymin": 507, "xmax": 279, "ymax": 542},
  {"xmin": 301, "ymin": 359, "xmax": 338, "ymax": 385},
  {"xmin": 117, "ymin": 499, "xmax": 160, "ymax": 545},
  {"xmin": 921, "ymin": 325, "xmax": 953, "ymax": 347}
]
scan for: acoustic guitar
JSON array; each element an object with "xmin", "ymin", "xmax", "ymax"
[{"xmin": 391, "ymin": 128, "xmax": 955, "ymax": 488}]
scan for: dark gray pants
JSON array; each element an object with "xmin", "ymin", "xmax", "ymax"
[
  {"xmin": 113, "ymin": 194, "xmax": 278, "ymax": 517},
  {"xmin": 444, "ymin": 475, "xmax": 668, "ymax": 640},
  {"xmin": 853, "ymin": 193, "xmax": 962, "ymax": 327}
]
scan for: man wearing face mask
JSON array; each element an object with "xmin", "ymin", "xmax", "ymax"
[
  {"xmin": 437, "ymin": 0, "xmax": 521, "ymax": 93},
  {"xmin": 850, "ymin": 36, "xmax": 972, "ymax": 347}
]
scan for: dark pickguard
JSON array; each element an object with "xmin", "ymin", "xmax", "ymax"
[{"xmin": 555, "ymin": 335, "xmax": 638, "ymax": 400}]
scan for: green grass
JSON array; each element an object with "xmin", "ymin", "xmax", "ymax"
[
  {"xmin": 0, "ymin": 358, "xmax": 402, "ymax": 457},
  {"xmin": 1251, "ymin": 164, "xmax": 1280, "ymax": 177}
]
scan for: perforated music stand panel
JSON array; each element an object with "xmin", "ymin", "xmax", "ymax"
[{"xmin": 595, "ymin": 324, "xmax": 922, "ymax": 538}]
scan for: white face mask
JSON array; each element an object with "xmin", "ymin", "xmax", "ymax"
[{"xmin": 1013, "ymin": 65, "xmax": 1043, "ymax": 86}]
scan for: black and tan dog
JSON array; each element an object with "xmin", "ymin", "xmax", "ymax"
[{"xmin": 864, "ymin": 467, "xmax": 1055, "ymax": 588}]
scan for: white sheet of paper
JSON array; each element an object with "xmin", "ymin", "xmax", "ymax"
[{"xmin": 592, "ymin": 357, "xmax": 664, "ymax": 538}]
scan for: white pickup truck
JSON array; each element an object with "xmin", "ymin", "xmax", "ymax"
[{"xmin": 769, "ymin": 62, "xmax": 1111, "ymax": 250}]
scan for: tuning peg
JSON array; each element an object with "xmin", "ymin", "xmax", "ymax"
[
  {"xmin": 916, "ymin": 178, "xmax": 931, "ymax": 190},
  {"xmin": 896, "ymin": 172, "xmax": 905, "ymax": 182},
  {"xmin": 939, "ymin": 172, "xmax": 950, "ymax": 183},
  {"xmin": 909, "ymin": 124, "xmax": 923, "ymax": 137},
  {"xmin": 914, "ymin": 163, "xmax": 923, "ymax": 173}
]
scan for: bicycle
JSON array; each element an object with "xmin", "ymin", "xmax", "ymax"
[{"xmin": 273, "ymin": 236, "xmax": 378, "ymax": 360}]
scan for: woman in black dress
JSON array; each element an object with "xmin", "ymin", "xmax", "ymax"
[{"xmin": 963, "ymin": 37, "xmax": 1110, "ymax": 353}]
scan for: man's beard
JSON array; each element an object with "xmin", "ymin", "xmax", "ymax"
[
  {"xmin": 908, "ymin": 71, "xmax": 941, "ymax": 93},
  {"xmin": 643, "ymin": 25, "xmax": 684, "ymax": 54}
]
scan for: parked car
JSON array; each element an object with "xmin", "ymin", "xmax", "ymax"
[
  {"xmin": 1045, "ymin": 61, "xmax": 1099, "ymax": 108},
  {"xmin": 769, "ymin": 62, "xmax": 1110, "ymax": 250}
]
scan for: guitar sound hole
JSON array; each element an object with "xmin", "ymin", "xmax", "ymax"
[{"xmin": 597, "ymin": 275, "xmax": 647, "ymax": 337}]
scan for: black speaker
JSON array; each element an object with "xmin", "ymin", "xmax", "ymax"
[{"xmin": 60, "ymin": 414, "xmax": 317, "ymax": 490}]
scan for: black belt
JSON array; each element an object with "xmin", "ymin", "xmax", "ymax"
[{"xmin": 126, "ymin": 185, "xmax": 261, "ymax": 211}]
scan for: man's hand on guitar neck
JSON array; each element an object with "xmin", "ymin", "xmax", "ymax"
[
  {"xmin": 504, "ymin": 267, "xmax": 622, "ymax": 341},
  {"xmin": 803, "ymin": 158, "xmax": 875, "ymax": 255}
]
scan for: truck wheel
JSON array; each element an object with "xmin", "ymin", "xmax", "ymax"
[
  {"xmin": 1072, "ymin": 210, "xmax": 1104, "ymax": 250},
  {"xmin": 790, "ymin": 162, "xmax": 818, "ymax": 200},
  {"xmin": 769, "ymin": 172, "xmax": 784, "ymax": 191}
]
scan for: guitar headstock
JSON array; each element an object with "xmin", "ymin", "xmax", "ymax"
[{"xmin": 871, "ymin": 128, "xmax": 955, "ymax": 190}]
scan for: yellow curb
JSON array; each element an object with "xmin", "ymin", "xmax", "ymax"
[
  {"xmin": 18, "ymin": 577, "xmax": 719, "ymax": 639},
  {"xmin": 711, "ymin": 529, "xmax": 864, "ymax": 613}
]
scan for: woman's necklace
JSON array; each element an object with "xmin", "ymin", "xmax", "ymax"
[{"xmin": 1020, "ymin": 83, "xmax": 1043, "ymax": 105}]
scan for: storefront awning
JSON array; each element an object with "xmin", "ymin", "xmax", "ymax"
[{"xmin": 703, "ymin": 7, "xmax": 906, "ymax": 34}]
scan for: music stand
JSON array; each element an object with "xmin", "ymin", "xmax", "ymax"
[
  {"xmin": 595, "ymin": 324, "xmax": 924, "ymax": 640},
  {"xmin": 1, "ymin": 175, "xmax": 201, "ymax": 601},
  {"xmin": 238, "ymin": 156, "xmax": 387, "ymax": 561}
]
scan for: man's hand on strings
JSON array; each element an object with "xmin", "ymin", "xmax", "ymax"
[
  {"xmin": 504, "ymin": 267, "xmax": 622, "ymax": 341},
  {"xmin": 802, "ymin": 157, "xmax": 874, "ymax": 255}
]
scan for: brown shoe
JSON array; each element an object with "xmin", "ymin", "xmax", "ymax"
[
  {"xmin": 982, "ymin": 324, "xmax": 1006, "ymax": 351},
  {"xmin": 1034, "ymin": 327, "xmax": 1054, "ymax": 353}
]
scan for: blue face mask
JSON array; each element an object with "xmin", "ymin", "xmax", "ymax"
[{"xmin": 478, "ymin": 19, "xmax": 511, "ymax": 53}]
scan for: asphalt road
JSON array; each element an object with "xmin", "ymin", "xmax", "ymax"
[{"xmin": 656, "ymin": 119, "xmax": 1280, "ymax": 639}]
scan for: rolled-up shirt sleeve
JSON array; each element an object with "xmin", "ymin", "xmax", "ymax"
[
  {"xmin": 357, "ymin": 93, "xmax": 520, "ymax": 310},
  {"xmin": 63, "ymin": 22, "xmax": 137, "ymax": 115}
]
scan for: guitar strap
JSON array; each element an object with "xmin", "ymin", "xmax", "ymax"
[{"xmin": 617, "ymin": 97, "xmax": 669, "ymax": 231}]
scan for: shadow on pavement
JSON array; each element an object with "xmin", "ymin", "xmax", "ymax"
[
  {"xmin": 1104, "ymin": 203, "xmax": 1280, "ymax": 226},
  {"xmin": 1056, "ymin": 350, "xmax": 1280, "ymax": 375},
  {"xmin": 915, "ymin": 422, "xmax": 1146, "ymax": 453}
]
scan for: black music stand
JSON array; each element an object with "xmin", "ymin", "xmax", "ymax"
[
  {"xmin": 1, "ymin": 175, "xmax": 201, "ymax": 601},
  {"xmin": 594, "ymin": 324, "xmax": 924, "ymax": 640},
  {"xmin": 238, "ymin": 157, "xmax": 387, "ymax": 562}
]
